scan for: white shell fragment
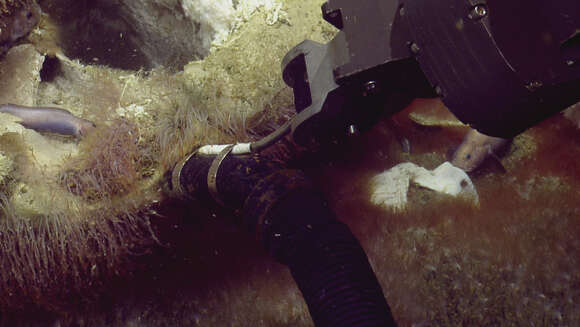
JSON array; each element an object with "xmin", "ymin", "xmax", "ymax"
[
  {"xmin": 370, "ymin": 163, "xmax": 417, "ymax": 212},
  {"xmin": 370, "ymin": 161, "xmax": 479, "ymax": 212}
]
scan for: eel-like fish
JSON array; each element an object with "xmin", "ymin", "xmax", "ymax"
[
  {"xmin": 451, "ymin": 128, "xmax": 510, "ymax": 172},
  {"xmin": 0, "ymin": 103, "xmax": 96, "ymax": 137}
]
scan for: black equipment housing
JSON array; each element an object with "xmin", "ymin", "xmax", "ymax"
[{"xmin": 282, "ymin": 0, "xmax": 580, "ymax": 142}]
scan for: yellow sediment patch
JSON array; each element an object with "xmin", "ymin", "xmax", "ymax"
[{"xmin": 407, "ymin": 98, "xmax": 467, "ymax": 127}]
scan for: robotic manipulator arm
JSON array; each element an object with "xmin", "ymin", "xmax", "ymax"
[
  {"xmin": 282, "ymin": 0, "xmax": 580, "ymax": 146},
  {"xmin": 167, "ymin": 4, "xmax": 576, "ymax": 326}
]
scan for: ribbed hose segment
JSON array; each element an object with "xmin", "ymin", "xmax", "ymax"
[
  {"xmin": 174, "ymin": 157, "xmax": 397, "ymax": 327},
  {"xmin": 260, "ymin": 188, "xmax": 397, "ymax": 327}
]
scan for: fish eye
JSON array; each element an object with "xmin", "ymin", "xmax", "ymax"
[
  {"xmin": 26, "ymin": 12, "xmax": 33, "ymax": 20},
  {"xmin": 465, "ymin": 154, "xmax": 472, "ymax": 160}
]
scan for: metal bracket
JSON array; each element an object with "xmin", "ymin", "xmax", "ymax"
[
  {"xmin": 171, "ymin": 150, "xmax": 197, "ymax": 199},
  {"xmin": 207, "ymin": 144, "xmax": 234, "ymax": 207}
]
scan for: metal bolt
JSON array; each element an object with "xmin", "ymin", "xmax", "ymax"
[
  {"xmin": 364, "ymin": 80, "xmax": 377, "ymax": 95},
  {"xmin": 410, "ymin": 42, "xmax": 420, "ymax": 54},
  {"xmin": 399, "ymin": 6, "xmax": 405, "ymax": 17},
  {"xmin": 469, "ymin": 4, "xmax": 488, "ymax": 20},
  {"xmin": 347, "ymin": 124, "xmax": 359, "ymax": 136},
  {"xmin": 566, "ymin": 60, "xmax": 575, "ymax": 66},
  {"xmin": 434, "ymin": 85, "xmax": 443, "ymax": 96}
]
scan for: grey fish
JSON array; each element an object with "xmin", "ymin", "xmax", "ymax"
[
  {"xmin": 451, "ymin": 129, "xmax": 510, "ymax": 172},
  {"xmin": 0, "ymin": 103, "xmax": 96, "ymax": 137}
]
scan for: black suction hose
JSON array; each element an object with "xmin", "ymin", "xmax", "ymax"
[{"xmin": 168, "ymin": 151, "xmax": 397, "ymax": 327}]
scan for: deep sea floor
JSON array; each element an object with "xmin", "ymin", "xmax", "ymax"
[{"xmin": 3, "ymin": 100, "xmax": 579, "ymax": 326}]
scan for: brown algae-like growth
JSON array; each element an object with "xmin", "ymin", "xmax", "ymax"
[
  {"xmin": 59, "ymin": 118, "xmax": 147, "ymax": 200},
  {"xmin": 1, "ymin": 0, "xmax": 579, "ymax": 326},
  {"xmin": 0, "ymin": 0, "xmax": 329, "ymax": 320}
]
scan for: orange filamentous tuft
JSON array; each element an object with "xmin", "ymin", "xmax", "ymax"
[{"xmin": 59, "ymin": 118, "xmax": 151, "ymax": 200}]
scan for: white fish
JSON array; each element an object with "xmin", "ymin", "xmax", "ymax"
[{"xmin": 451, "ymin": 129, "xmax": 509, "ymax": 172}]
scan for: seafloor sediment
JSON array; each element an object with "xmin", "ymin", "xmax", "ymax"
[{"xmin": 0, "ymin": 0, "xmax": 578, "ymax": 326}]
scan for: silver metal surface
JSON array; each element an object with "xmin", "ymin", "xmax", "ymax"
[
  {"xmin": 347, "ymin": 124, "xmax": 359, "ymax": 136},
  {"xmin": 468, "ymin": 4, "xmax": 487, "ymax": 20},
  {"xmin": 171, "ymin": 150, "xmax": 197, "ymax": 199},
  {"xmin": 207, "ymin": 144, "xmax": 235, "ymax": 207},
  {"xmin": 409, "ymin": 42, "xmax": 420, "ymax": 54}
]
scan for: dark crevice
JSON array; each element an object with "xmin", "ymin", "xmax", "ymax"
[{"xmin": 39, "ymin": 55, "xmax": 61, "ymax": 82}]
